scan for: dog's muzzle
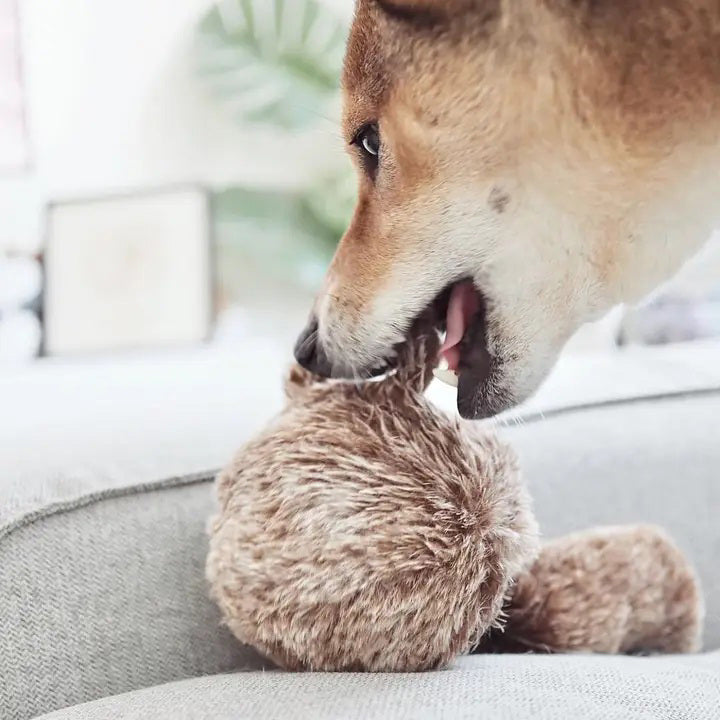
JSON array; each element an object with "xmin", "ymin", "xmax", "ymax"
[{"xmin": 294, "ymin": 315, "xmax": 334, "ymax": 377}]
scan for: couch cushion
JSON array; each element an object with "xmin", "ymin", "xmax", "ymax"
[
  {"xmin": 507, "ymin": 390, "xmax": 720, "ymax": 652},
  {"xmin": 0, "ymin": 343, "xmax": 287, "ymax": 531},
  {"xmin": 0, "ymin": 478, "xmax": 263, "ymax": 720},
  {"xmin": 37, "ymin": 653, "xmax": 720, "ymax": 720}
]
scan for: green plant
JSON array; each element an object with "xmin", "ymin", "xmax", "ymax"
[
  {"xmin": 196, "ymin": 0, "xmax": 347, "ymax": 130},
  {"xmin": 195, "ymin": 0, "xmax": 355, "ymax": 285}
]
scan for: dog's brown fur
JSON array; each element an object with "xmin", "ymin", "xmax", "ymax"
[
  {"xmin": 207, "ymin": 336, "xmax": 702, "ymax": 671},
  {"xmin": 302, "ymin": 0, "xmax": 720, "ymax": 417}
]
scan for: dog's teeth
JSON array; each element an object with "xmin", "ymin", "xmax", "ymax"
[{"xmin": 433, "ymin": 359, "xmax": 459, "ymax": 388}]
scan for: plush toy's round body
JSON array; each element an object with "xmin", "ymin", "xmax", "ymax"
[{"xmin": 206, "ymin": 338, "xmax": 538, "ymax": 671}]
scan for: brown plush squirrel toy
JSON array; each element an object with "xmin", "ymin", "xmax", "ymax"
[{"xmin": 207, "ymin": 332, "xmax": 702, "ymax": 672}]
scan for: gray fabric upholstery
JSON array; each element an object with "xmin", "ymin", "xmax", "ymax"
[
  {"xmin": 37, "ymin": 653, "xmax": 720, "ymax": 720},
  {"xmin": 2, "ymin": 373, "xmax": 719, "ymax": 718},
  {"xmin": 0, "ymin": 480, "xmax": 262, "ymax": 720},
  {"xmin": 507, "ymin": 391, "xmax": 720, "ymax": 650},
  {"xmin": 0, "ymin": 345, "xmax": 287, "ymax": 531},
  {"xmin": 4, "ymin": 341, "xmax": 719, "ymax": 531}
]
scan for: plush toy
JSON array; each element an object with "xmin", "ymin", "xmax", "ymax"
[{"xmin": 207, "ymin": 332, "xmax": 702, "ymax": 672}]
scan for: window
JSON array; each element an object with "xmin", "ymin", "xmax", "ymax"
[{"xmin": 0, "ymin": 0, "xmax": 28, "ymax": 172}]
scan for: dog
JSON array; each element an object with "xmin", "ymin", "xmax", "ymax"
[{"xmin": 294, "ymin": 0, "xmax": 720, "ymax": 419}]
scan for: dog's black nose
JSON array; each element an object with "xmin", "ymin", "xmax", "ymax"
[{"xmin": 294, "ymin": 316, "xmax": 333, "ymax": 377}]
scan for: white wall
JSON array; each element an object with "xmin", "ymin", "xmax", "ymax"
[{"xmin": 0, "ymin": 0, "xmax": 350, "ymax": 253}]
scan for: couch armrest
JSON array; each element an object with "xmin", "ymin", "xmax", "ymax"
[{"xmin": 0, "ymin": 474, "xmax": 265, "ymax": 720}]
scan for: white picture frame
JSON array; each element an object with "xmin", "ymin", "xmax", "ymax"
[{"xmin": 43, "ymin": 187, "xmax": 214, "ymax": 355}]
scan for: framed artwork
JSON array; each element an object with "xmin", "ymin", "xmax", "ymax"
[
  {"xmin": 0, "ymin": 0, "xmax": 29, "ymax": 172},
  {"xmin": 43, "ymin": 187, "xmax": 214, "ymax": 355}
]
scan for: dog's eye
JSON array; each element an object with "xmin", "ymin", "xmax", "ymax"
[
  {"xmin": 358, "ymin": 125, "xmax": 380, "ymax": 157},
  {"xmin": 353, "ymin": 123, "xmax": 380, "ymax": 175}
]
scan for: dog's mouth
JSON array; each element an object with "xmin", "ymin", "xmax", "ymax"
[
  {"xmin": 294, "ymin": 277, "xmax": 513, "ymax": 418},
  {"xmin": 380, "ymin": 279, "xmax": 509, "ymax": 419},
  {"xmin": 440, "ymin": 280, "xmax": 484, "ymax": 373}
]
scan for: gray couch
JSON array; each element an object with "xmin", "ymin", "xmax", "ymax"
[{"xmin": 2, "ymin": 341, "xmax": 719, "ymax": 719}]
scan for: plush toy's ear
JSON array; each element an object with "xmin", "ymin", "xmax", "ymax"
[{"xmin": 283, "ymin": 364, "xmax": 325, "ymax": 401}]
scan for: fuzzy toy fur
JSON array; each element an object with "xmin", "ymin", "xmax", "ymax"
[
  {"xmin": 478, "ymin": 526, "xmax": 702, "ymax": 656},
  {"xmin": 207, "ymin": 334, "xmax": 702, "ymax": 671}
]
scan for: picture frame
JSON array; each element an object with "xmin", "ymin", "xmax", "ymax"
[{"xmin": 43, "ymin": 186, "xmax": 214, "ymax": 355}]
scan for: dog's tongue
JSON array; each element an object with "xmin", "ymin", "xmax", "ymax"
[{"xmin": 440, "ymin": 281, "xmax": 480, "ymax": 372}]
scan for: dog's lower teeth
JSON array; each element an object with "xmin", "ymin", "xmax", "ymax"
[{"xmin": 433, "ymin": 359, "xmax": 459, "ymax": 388}]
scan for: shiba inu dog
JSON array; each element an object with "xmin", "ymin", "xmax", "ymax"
[{"xmin": 295, "ymin": 0, "xmax": 720, "ymax": 418}]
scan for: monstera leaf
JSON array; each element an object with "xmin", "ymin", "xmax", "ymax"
[{"xmin": 196, "ymin": 0, "xmax": 347, "ymax": 130}]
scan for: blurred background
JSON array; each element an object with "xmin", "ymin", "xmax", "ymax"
[
  {"xmin": 1, "ymin": 0, "xmax": 719, "ymax": 366},
  {"xmin": 3, "ymin": 6, "xmax": 720, "ymax": 717}
]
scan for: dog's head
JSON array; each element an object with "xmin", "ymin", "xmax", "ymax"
[{"xmin": 294, "ymin": 0, "xmax": 714, "ymax": 417}]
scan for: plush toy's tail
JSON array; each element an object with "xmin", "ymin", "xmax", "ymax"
[{"xmin": 479, "ymin": 524, "xmax": 703, "ymax": 656}]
